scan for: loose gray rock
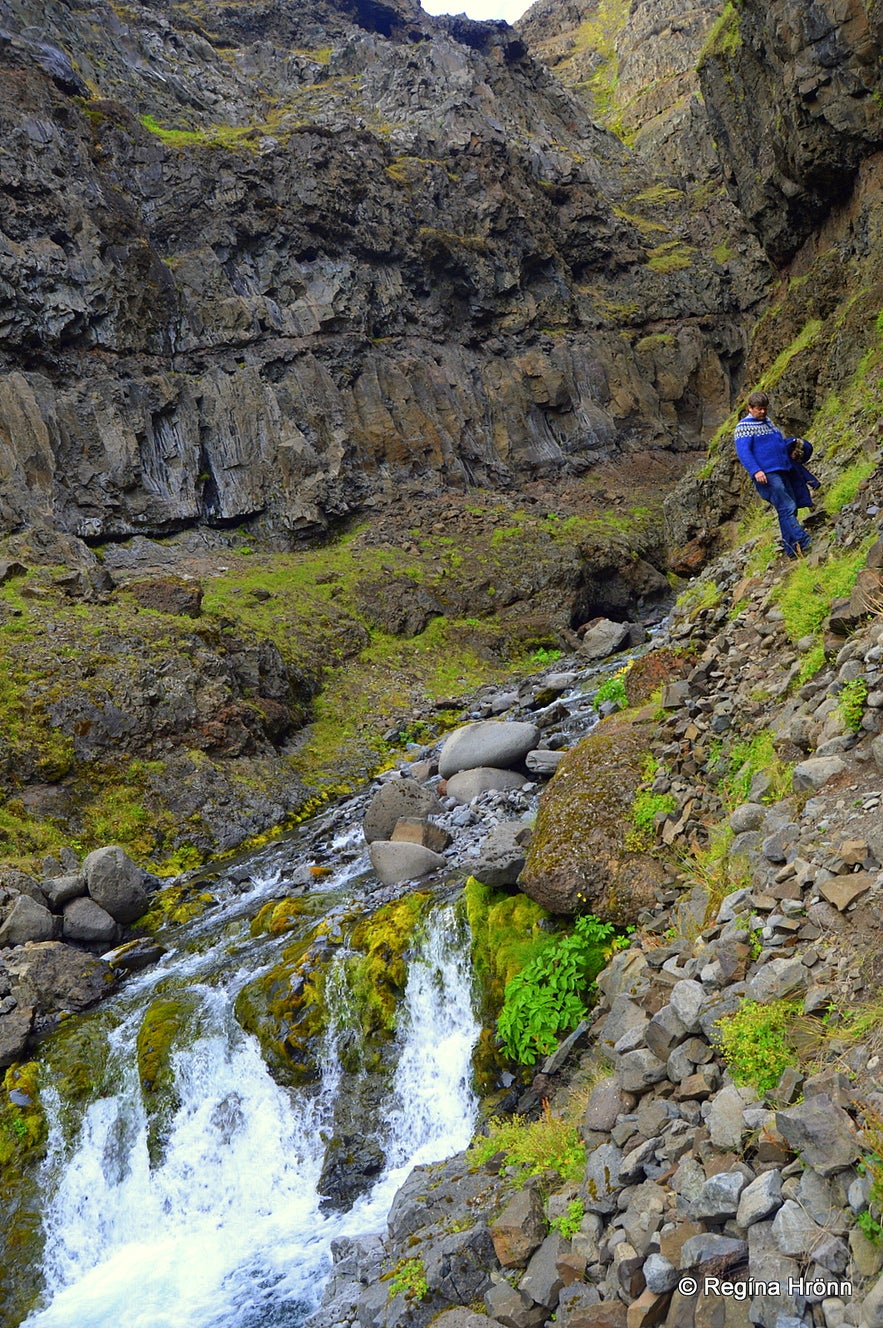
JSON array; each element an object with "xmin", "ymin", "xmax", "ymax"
[
  {"xmin": 582, "ymin": 1076, "xmax": 626, "ymax": 1134},
  {"xmin": 736, "ymin": 1169, "xmax": 783, "ymax": 1229},
  {"xmin": 776, "ymin": 1095, "xmax": 861, "ymax": 1175},
  {"xmin": 368, "ymin": 841, "xmax": 446, "ymax": 885},
  {"xmin": 518, "ymin": 1232, "xmax": 567, "ymax": 1309},
  {"xmin": 484, "ymin": 1281, "xmax": 546, "ymax": 1328},
  {"xmin": 642, "ymin": 1253, "xmax": 678, "ymax": 1294},
  {"xmin": 490, "ymin": 1186, "xmax": 547, "ymax": 1269},
  {"xmin": 772, "ymin": 1199, "xmax": 824, "ymax": 1257},
  {"xmin": 62, "ymin": 897, "xmax": 122, "ymax": 946},
  {"xmin": 692, "ymin": 1171, "xmax": 747, "ymax": 1221},
  {"xmin": 438, "ymin": 721, "xmax": 540, "ymax": 779},
  {"xmin": 83, "ymin": 846, "xmax": 150, "ymax": 924},
  {"xmin": 0, "ymin": 895, "xmax": 58, "ymax": 947},
  {"xmin": 668, "ymin": 979, "xmax": 705, "ymax": 1032},
  {"xmin": 0, "ymin": 1003, "xmax": 34, "ymax": 1067},
  {"xmin": 792, "ymin": 756, "xmax": 848, "ymax": 790},
  {"xmin": 617, "ymin": 1048, "xmax": 668, "ymax": 1094},
  {"xmin": 707, "ymin": 1084, "xmax": 756, "ymax": 1151},
  {"xmin": 445, "ymin": 768, "xmax": 528, "ymax": 803},
  {"xmin": 468, "ymin": 821, "xmax": 531, "ymax": 889},
  {"xmin": 363, "ymin": 779, "xmax": 441, "ymax": 843},
  {"xmin": 42, "ymin": 874, "xmax": 87, "ymax": 909},
  {"xmin": 580, "ymin": 619, "xmax": 630, "ymax": 660},
  {"xmin": 584, "ymin": 1142, "xmax": 623, "ymax": 1214}
]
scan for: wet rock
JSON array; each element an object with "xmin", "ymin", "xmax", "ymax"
[
  {"xmin": 83, "ymin": 846, "xmax": 151, "ymax": 924},
  {"xmin": 0, "ymin": 1003, "xmax": 34, "ymax": 1067},
  {"xmin": 363, "ymin": 780, "xmax": 442, "ymax": 844},
  {"xmin": 438, "ymin": 721, "xmax": 540, "ymax": 779}
]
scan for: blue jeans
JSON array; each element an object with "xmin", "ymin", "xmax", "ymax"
[{"xmin": 754, "ymin": 470, "xmax": 809, "ymax": 557}]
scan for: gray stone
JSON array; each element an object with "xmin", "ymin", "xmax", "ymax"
[
  {"xmin": 83, "ymin": 846, "xmax": 150, "ymax": 924},
  {"xmin": 438, "ymin": 721, "xmax": 540, "ymax": 779},
  {"xmin": 581, "ymin": 619, "xmax": 630, "ymax": 660},
  {"xmin": 745, "ymin": 956, "xmax": 809, "ymax": 1002},
  {"xmin": 668, "ymin": 979, "xmax": 705, "ymax": 1032},
  {"xmin": 62, "ymin": 897, "xmax": 121, "ymax": 946},
  {"xmin": 469, "ymin": 821, "xmax": 531, "ymax": 889},
  {"xmin": 729, "ymin": 803, "xmax": 765, "ymax": 833},
  {"xmin": 424, "ymin": 1225, "xmax": 496, "ymax": 1304},
  {"xmin": 692, "ymin": 1171, "xmax": 747, "ymax": 1221},
  {"xmin": 445, "ymin": 768, "xmax": 529, "ymax": 803},
  {"xmin": 0, "ymin": 1003, "xmax": 34, "ymax": 1067},
  {"xmin": 792, "ymin": 756, "xmax": 848, "ymax": 791},
  {"xmin": 707, "ymin": 1085, "xmax": 756, "ymax": 1151},
  {"xmin": 642, "ymin": 1253, "xmax": 678, "ymax": 1294},
  {"xmin": 644, "ymin": 1004, "xmax": 688, "ymax": 1061},
  {"xmin": 597, "ymin": 995, "xmax": 648, "ymax": 1053},
  {"xmin": 0, "ymin": 895, "xmax": 58, "ymax": 947},
  {"xmin": 518, "ymin": 1232, "xmax": 568, "ymax": 1309},
  {"xmin": 368, "ymin": 840, "xmax": 446, "ymax": 884},
  {"xmin": 484, "ymin": 1282, "xmax": 547, "ymax": 1328},
  {"xmin": 736, "ymin": 1169, "xmax": 782, "ymax": 1229},
  {"xmin": 617, "ymin": 1048, "xmax": 668, "ymax": 1094},
  {"xmin": 860, "ymin": 1270, "xmax": 883, "ymax": 1328},
  {"xmin": 525, "ymin": 749, "xmax": 564, "ymax": 775},
  {"xmin": 582, "ymin": 1076, "xmax": 625, "ymax": 1134},
  {"xmin": 776, "ymin": 1095, "xmax": 860, "ymax": 1175},
  {"xmin": 583, "ymin": 1143, "xmax": 623, "ymax": 1214},
  {"xmin": 42, "ymin": 873, "xmax": 87, "ymax": 909},
  {"xmin": 490, "ymin": 1186, "xmax": 547, "ymax": 1269},
  {"xmin": 679, "ymin": 1233, "xmax": 747, "ymax": 1270},
  {"xmin": 772, "ymin": 1199, "xmax": 824, "ymax": 1257},
  {"xmin": 3, "ymin": 942, "xmax": 116, "ymax": 1014},
  {"xmin": 363, "ymin": 779, "xmax": 441, "ymax": 843}
]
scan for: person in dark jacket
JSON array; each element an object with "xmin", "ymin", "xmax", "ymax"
[{"xmin": 734, "ymin": 391, "xmax": 819, "ymax": 558}]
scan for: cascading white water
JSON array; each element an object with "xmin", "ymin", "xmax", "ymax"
[{"xmin": 24, "ymin": 901, "xmax": 480, "ymax": 1328}]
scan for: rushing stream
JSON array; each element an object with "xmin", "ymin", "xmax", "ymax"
[
  {"xmin": 22, "ymin": 816, "xmax": 481, "ymax": 1328},
  {"xmin": 17, "ymin": 639, "xmax": 659, "ymax": 1327}
]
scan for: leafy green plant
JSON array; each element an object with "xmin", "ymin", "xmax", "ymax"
[
  {"xmin": 839, "ymin": 677, "xmax": 868, "ymax": 731},
  {"xmin": 627, "ymin": 789, "xmax": 676, "ymax": 850},
  {"xmin": 386, "ymin": 1258, "xmax": 429, "ymax": 1301},
  {"xmin": 468, "ymin": 1102, "xmax": 586, "ymax": 1182},
  {"xmin": 531, "ymin": 646, "xmax": 563, "ymax": 667},
  {"xmin": 713, "ymin": 999, "xmax": 803, "ymax": 1095},
  {"xmin": 496, "ymin": 914, "xmax": 623, "ymax": 1065},
  {"xmin": 857, "ymin": 1209, "xmax": 883, "ymax": 1246},
  {"xmin": 594, "ymin": 671, "xmax": 628, "ymax": 710},
  {"xmin": 551, "ymin": 1198, "xmax": 585, "ymax": 1239}
]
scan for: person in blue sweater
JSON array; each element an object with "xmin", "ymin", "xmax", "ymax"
[{"xmin": 734, "ymin": 390, "xmax": 818, "ymax": 558}]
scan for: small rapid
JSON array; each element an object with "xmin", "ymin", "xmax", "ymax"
[{"xmin": 24, "ymin": 858, "xmax": 481, "ymax": 1328}]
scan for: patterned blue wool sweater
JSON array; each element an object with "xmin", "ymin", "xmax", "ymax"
[{"xmin": 734, "ymin": 415, "xmax": 793, "ymax": 476}]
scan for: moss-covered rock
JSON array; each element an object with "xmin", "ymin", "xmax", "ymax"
[
  {"xmin": 136, "ymin": 992, "xmax": 204, "ymax": 1161},
  {"xmin": 519, "ymin": 712, "xmax": 665, "ymax": 923},
  {"xmin": 0, "ymin": 1061, "xmax": 49, "ymax": 1326}
]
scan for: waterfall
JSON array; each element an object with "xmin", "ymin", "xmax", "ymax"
[{"xmin": 24, "ymin": 900, "xmax": 480, "ymax": 1328}]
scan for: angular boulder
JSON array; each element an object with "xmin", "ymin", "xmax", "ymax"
[
  {"xmin": 83, "ymin": 846, "xmax": 150, "ymax": 924},
  {"xmin": 438, "ymin": 720, "xmax": 539, "ymax": 779},
  {"xmin": 3, "ymin": 941, "xmax": 116, "ymax": 1013},
  {"xmin": 363, "ymin": 779, "xmax": 442, "ymax": 844},
  {"xmin": 0, "ymin": 895, "xmax": 58, "ymax": 948},
  {"xmin": 62, "ymin": 897, "xmax": 122, "ymax": 947}
]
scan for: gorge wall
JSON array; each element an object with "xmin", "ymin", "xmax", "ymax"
[{"xmin": 0, "ymin": 0, "xmax": 766, "ymax": 543}]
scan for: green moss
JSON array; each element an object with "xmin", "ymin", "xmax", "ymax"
[
  {"xmin": 823, "ymin": 459, "xmax": 877, "ymax": 515},
  {"xmin": 645, "ymin": 242, "xmax": 695, "ymax": 274},
  {"xmin": 0, "ymin": 1063, "xmax": 45, "ymax": 1167},
  {"xmin": 758, "ymin": 319, "xmax": 824, "ymax": 391},
  {"xmin": 772, "ymin": 541, "xmax": 872, "ymax": 640},
  {"xmin": 347, "ymin": 894, "xmax": 431, "ymax": 1037},
  {"xmin": 462, "ymin": 876, "xmax": 555, "ymax": 1016},
  {"xmin": 698, "ymin": 2, "xmax": 741, "ymax": 63}
]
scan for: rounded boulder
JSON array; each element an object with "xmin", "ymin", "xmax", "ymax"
[{"xmin": 438, "ymin": 721, "xmax": 539, "ymax": 779}]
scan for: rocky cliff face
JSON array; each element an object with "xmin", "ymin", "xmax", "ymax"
[{"xmin": 0, "ymin": 0, "xmax": 760, "ymax": 541}]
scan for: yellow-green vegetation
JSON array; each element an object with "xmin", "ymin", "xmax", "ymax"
[
  {"xmin": 675, "ymin": 826, "xmax": 752, "ymax": 932},
  {"xmin": 839, "ymin": 677, "xmax": 869, "ymax": 731},
  {"xmin": 675, "ymin": 575, "xmax": 722, "ymax": 617},
  {"xmin": 0, "ymin": 1063, "xmax": 45, "ymax": 1167},
  {"xmin": 713, "ymin": 999, "xmax": 803, "ymax": 1095},
  {"xmin": 698, "ymin": 1, "xmax": 742, "ymax": 63},
  {"xmin": 137, "ymin": 879, "xmax": 217, "ymax": 932},
  {"xmin": 772, "ymin": 541, "xmax": 872, "ymax": 640},
  {"xmin": 570, "ymin": 0, "xmax": 630, "ymax": 123},
  {"xmin": 645, "ymin": 242, "xmax": 695, "ymax": 274},
  {"xmin": 720, "ymin": 730, "xmax": 792, "ymax": 807},
  {"xmin": 468, "ymin": 1102, "xmax": 586, "ymax": 1183},
  {"xmin": 756, "ymin": 320, "xmax": 824, "ymax": 393},
  {"xmin": 385, "ymin": 1257, "xmax": 429, "ymax": 1302},
  {"xmin": 823, "ymin": 459, "xmax": 877, "ymax": 515},
  {"xmin": 462, "ymin": 877, "xmax": 555, "ymax": 1015},
  {"xmin": 136, "ymin": 994, "xmax": 203, "ymax": 1098},
  {"xmin": 250, "ymin": 897, "xmax": 312, "ymax": 937},
  {"xmin": 797, "ymin": 641, "xmax": 827, "ymax": 684},
  {"xmin": 628, "ymin": 788, "xmax": 676, "ymax": 851},
  {"xmin": 551, "ymin": 1198, "xmax": 585, "ymax": 1239},
  {"xmin": 346, "ymin": 893, "xmax": 430, "ymax": 1037}
]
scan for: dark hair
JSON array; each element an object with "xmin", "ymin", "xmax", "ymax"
[{"xmin": 747, "ymin": 391, "xmax": 769, "ymax": 409}]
